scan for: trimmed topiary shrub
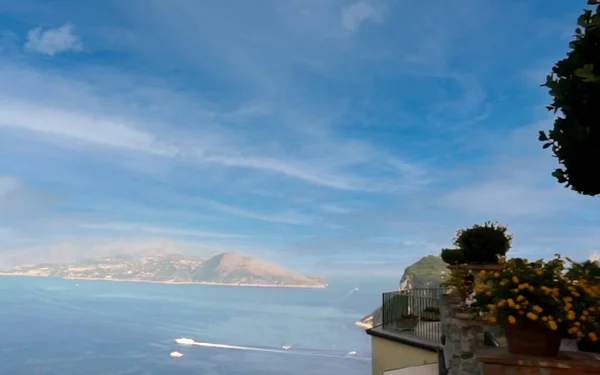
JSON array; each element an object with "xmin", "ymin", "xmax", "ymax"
[
  {"xmin": 452, "ymin": 222, "xmax": 513, "ymax": 264},
  {"xmin": 440, "ymin": 248, "xmax": 466, "ymax": 265}
]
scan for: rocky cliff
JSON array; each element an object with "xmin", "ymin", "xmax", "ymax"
[
  {"xmin": 355, "ymin": 255, "xmax": 447, "ymax": 329},
  {"xmin": 398, "ymin": 255, "xmax": 448, "ymax": 290}
]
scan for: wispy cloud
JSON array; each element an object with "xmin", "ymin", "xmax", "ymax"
[
  {"xmin": 24, "ymin": 24, "xmax": 83, "ymax": 56},
  {"xmin": 0, "ymin": 175, "xmax": 59, "ymax": 222},
  {"xmin": 0, "ymin": 63, "xmax": 424, "ymax": 193},
  {"xmin": 81, "ymin": 223, "xmax": 246, "ymax": 239},
  {"xmin": 321, "ymin": 204, "xmax": 354, "ymax": 215},
  {"xmin": 439, "ymin": 181, "xmax": 571, "ymax": 216},
  {"xmin": 0, "ymin": 175, "xmax": 20, "ymax": 197},
  {"xmin": 341, "ymin": 2, "xmax": 383, "ymax": 32},
  {"xmin": 0, "ymin": 99, "xmax": 174, "ymax": 155},
  {"xmin": 197, "ymin": 199, "xmax": 318, "ymax": 225}
]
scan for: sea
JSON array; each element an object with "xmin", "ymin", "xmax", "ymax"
[{"xmin": 0, "ymin": 275, "xmax": 398, "ymax": 375}]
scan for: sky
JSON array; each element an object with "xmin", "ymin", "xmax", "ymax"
[{"xmin": 0, "ymin": 0, "xmax": 598, "ymax": 276}]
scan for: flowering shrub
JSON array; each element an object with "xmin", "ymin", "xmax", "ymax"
[
  {"xmin": 441, "ymin": 264, "xmax": 474, "ymax": 299},
  {"xmin": 469, "ymin": 255, "xmax": 600, "ymax": 342}
]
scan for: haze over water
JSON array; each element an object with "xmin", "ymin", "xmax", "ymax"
[{"xmin": 0, "ymin": 275, "xmax": 396, "ymax": 375}]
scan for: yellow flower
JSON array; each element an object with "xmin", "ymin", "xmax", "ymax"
[
  {"xmin": 494, "ymin": 272, "xmax": 500, "ymax": 278},
  {"xmin": 589, "ymin": 333, "xmax": 598, "ymax": 342},
  {"xmin": 526, "ymin": 312, "xmax": 538, "ymax": 321},
  {"xmin": 500, "ymin": 279, "xmax": 508, "ymax": 286},
  {"xmin": 541, "ymin": 316, "xmax": 548, "ymax": 322},
  {"xmin": 535, "ymin": 269, "xmax": 543, "ymax": 275},
  {"xmin": 581, "ymin": 315, "xmax": 587, "ymax": 321},
  {"xmin": 516, "ymin": 295, "xmax": 525, "ymax": 302},
  {"xmin": 507, "ymin": 299, "xmax": 515, "ymax": 307},
  {"xmin": 528, "ymin": 286, "xmax": 535, "ymax": 292},
  {"xmin": 487, "ymin": 304, "xmax": 496, "ymax": 311},
  {"xmin": 497, "ymin": 299, "xmax": 506, "ymax": 307},
  {"xmin": 512, "ymin": 276, "xmax": 519, "ymax": 284},
  {"xmin": 485, "ymin": 291, "xmax": 492, "ymax": 296},
  {"xmin": 508, "ymin": 315, "xmax": 516, "ymax": 324},
  {"xmin": 518, "ymin": 283, "xmax": 530, "ymax": 290},
  {"xmin": 548, "ymin": 321, "xmax": 558, "ymax": 330},
  {"xmin": 488, "ymin": 316, "xmax": 497, "ymax": 324},
  {"xmin": 532, "ymin": 305, "xmax": 543, "ymax": 313}
]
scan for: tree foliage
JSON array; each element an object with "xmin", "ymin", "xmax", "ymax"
[
  {"xmin": 452, "ymin": 221, "xmax": 513, "ymax": 264},
  {"xmin": 539, "ymin": 0, "xmax": 600, "ymax": 196}
]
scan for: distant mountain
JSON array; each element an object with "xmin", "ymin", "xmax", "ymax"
[
  {"xmin": 398, "ymin": 255, "xmax": 448, "ymax": 290},
  {"xmin": 355, "ymin": 255, "xmax": 446, "ymax": 329},
  {"xmin": 0, "ymin": 252, "xmax": 327, "ymax": 288}
]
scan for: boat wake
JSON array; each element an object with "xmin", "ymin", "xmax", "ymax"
[{"xmin": 174, "ymin": 338, "xmax": 367, "ymax": 360}]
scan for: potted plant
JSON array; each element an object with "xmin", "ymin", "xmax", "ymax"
[
  {"xmin": 396, "ymin": 313, "xmax": 419, "ymax": 331},
  {"xmin": 453, "ymin": 221, "xmax": 512, "ymax": 271},
  {"xmin": 421, "ymin": 306, "xmax": 441, "ymax": 321},
  {"xmin": 469, "ymin": 255, "xmax": 600, "ymax": 357},
  {"xmin": 567, "ymin": 260, "xmax": 600, "ymax": 353}
]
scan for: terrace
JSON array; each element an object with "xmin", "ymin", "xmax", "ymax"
[
  {"xmin": 379, "ymin": 288, "xmax": 446, "ymax": 348},
  {"xmin": 365, "ymin": 288, "xmax": 449, "ymax": 375}
]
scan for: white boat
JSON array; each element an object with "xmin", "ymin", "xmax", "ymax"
[
  {"xmin": 347, "ymin": 351, "xmax": 356, "ymax": 356},
  {"xmin": 175, "ymin": 338, "xmax": 195, "ymax": 345},
  {"xmin": 282, "ymin": 345, "xmax": 292, "ymax": 350},
  {"xmin": 170, "ymin": 351, "xmax": 184, "ymax": 358}
]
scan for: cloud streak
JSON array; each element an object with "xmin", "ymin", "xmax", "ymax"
[
  {"xmin": 197, "ymin": 198, "xmax": 318, "ymax": 225},
  {"xmin": 341, "ymin": 2, "xmax": 383, "ymax": 32},
  {"xmin": 81, "ymin": 223, "xmax": 246, "ymax": 239},
  {"xmin": 25, "ymin": 24, "xmax": 83, "ymax": 56},
  {"xmin": 0, "ymin": 62, "xmax": 424, "ymax": 193}
]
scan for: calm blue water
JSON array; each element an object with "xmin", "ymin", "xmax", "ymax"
[{"xmin": 0, "ymin": 276, "xmax": 395, "ymax": 375}]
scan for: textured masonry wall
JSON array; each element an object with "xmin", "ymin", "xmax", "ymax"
[{"xmin": 440, "ymin": 297, "xmax": 505, "ymax": 375}]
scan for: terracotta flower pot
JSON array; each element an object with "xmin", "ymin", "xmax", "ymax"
[
  {"xmin": 466, "ymin": 263, "xmax": 505, "ymax": 273},
  {"xmin": 504, "ymin": 320, "xmax": 562, "ymax": 357}
]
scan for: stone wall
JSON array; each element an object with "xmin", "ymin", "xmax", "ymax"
[{"xmin": 440, "ymin": 296, "xmax": 505, "ymax": 375}]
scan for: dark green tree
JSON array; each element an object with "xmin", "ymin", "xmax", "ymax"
[{"xmin": 539, "ymin": 0, "xmax": 600, "ymax": 196}]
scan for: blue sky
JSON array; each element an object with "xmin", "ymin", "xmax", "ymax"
[{"xmin": 0, "ymin": 0, "xmax": 597, "ymax": 275}]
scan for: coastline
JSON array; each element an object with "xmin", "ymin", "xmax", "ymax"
[
  {"xmin": 0, "ymin": 273, "xmax": 327, "ymax": 289},
  {"xmin": 354, "ymin": 320, "xmax": 373, "ymax": 330}
]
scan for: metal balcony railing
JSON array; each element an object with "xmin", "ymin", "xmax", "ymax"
[{"xmin": 381, "ymin": 288, "xmax": 448, "ymax": 344}]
